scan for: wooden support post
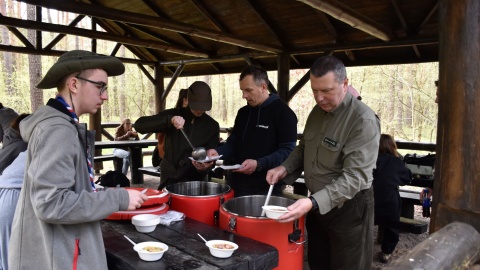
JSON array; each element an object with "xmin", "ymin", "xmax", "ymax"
[
  {"xmin": 277, "ymin": 53, "xmax": 290, "ymax": 102},
  {"xmin": 91, "ymin": 108, "xmax": 103, "ymax": 172},
  {"xmin": 154, "ymin": 64, "xmax": 165, "ymax": 113},
  {"xmin": 432, "ymin": 0, "xmax": 480, "ymax": 233}
]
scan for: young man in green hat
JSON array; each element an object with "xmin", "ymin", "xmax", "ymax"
[{"xmin": 8, "ymin": 50, "xmax": 148, "ymax": 270}]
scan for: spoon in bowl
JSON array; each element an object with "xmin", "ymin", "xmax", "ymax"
[
  {"xmin": 124, "ymin": 235, "xmax": 137, "ymax": 246},
  {"xmin": 261, "ymin": 185, "xmax": 274, "ymax": 216},
  {"xmin": 197, "ymin": 233, "xmax": 208, "ymax": 243}
]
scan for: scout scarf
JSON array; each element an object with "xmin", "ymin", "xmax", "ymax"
[{"xmin": 55, "ymin": 95, "xmax": 96, "ymax": 191}]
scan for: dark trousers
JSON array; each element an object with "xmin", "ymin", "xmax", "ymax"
[
  {"xmin": 306, "ymin": 187, "xmax": 374, "ymax": 270},
  {"xmin": 378, "ymin": 224, "xmax": 400, "ymax": 254}
]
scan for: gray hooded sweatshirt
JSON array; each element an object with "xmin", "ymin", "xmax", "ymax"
[{"xmin": 8, "ymin": 103, "xmax": 130, "ymax": 270}]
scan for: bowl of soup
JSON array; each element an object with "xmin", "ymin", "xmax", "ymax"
[
  {"xmin": 205, "ymin": 240, "xmax": 238, "ymax": 258},
  {"xmin": 133, "ymin": 241, "xmax": 168, "ymax": 261},
  {"xmin": 262, "ymin": 205, "xmax": 289, "ymax": 220}
]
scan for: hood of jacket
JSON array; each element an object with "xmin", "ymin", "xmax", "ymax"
[
  {"xmin": 2, "ymin": 126, "xmax": 23, "ymax": 146},
  {"xmin": 20, "ymin": 100, "xmax": 76, "ymax": 143}
]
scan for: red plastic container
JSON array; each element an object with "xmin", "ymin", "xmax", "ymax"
[
  {"xmin": 165, "ymin": 181, "xmax": 234, "ymax": 226},
  {"xmin": 219, "ymin": 195, "xmax": 305, "ymax": 270}
]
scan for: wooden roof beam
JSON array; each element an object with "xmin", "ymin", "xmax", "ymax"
[
  {"xmin": 0, "ymin": 44, "xmax": 157, "ymax": 65},
  {"xmin": 94, "ymin": 18, "xmax": 161, "ymax": 64},
  {"xmin": 390, "ymin": 0, "xmax": 421, "ymax": 59},
  {"xmin": 141, "ymin": 0, "xmax": 222, "ymax": 72},
  {"xmin": 141, "ymin": 0, "xmax": 199, "ymax": 49},
  {"xmin": 0, "ymin": 15, "xmax": 210, "ymax": 58},
  {"xmin": 35, "ymin": 6, "xmax": 42, "ymax": 49},
  {"xmin": 189, "ymin": 0, "xmax": 229, "ymax": 33},
  {"xmin": 414, "ymin": 1, "xmax": 439, "ymax": 35},
  {"xmin": 44, "ymin": 14, "xmax": 85, "ymax": 50},
  {"xmin": 20, "ymin": 0, "xmax": 282, "ymax": 53},
  {"xmin": 244, "ymin": 0, "xmax": 300, "ymax": 66},
  {"xmin": 0, "ymin": 13, "xmax": 34, "ymax": 48},
  {"xmin": 297, "ymin": 0, "xmax": 392, "ymax": 42},
  {"xmin": 316, "ymin": 11, "xmax": 338, "ymax": 41},
  {"xmin": 344, "ymin": 50, "xmax": 355, "ymax": 61}
]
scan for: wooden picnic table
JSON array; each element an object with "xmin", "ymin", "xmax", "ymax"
[
  {"xmin": 101, "ymin": 218, "xmax": 279, "ymax": 269},
  {"xmin": 95, "ymin": 140, "xmax": 158, "ymax": 184}
]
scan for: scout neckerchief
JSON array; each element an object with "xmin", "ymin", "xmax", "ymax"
[{"xmin": 56, "ymin": 95, "xmax": 97, "ymax": 192}]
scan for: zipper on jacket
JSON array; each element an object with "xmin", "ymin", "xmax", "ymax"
[{"xmin": 73, "ymin": 236, "xmax": 80, "ymax": 270}]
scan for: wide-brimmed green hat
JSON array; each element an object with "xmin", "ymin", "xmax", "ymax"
[{"xmin": 37, "ymin": 50, "xmax": 125, "ymax": 89}]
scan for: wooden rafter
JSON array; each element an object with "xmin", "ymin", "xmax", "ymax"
[
  {"xmin": 390, "ymin": 0, "xmax": 422, "ymax": 59},
  {"xmin": 19, "ymin": 0, "xmax": 282, "ymax": 53},
  {"xmin": 44, "ymin": 15, "xmax": 85, "ymax": 50},
  {"xmin": 189, "ymin": 0, "xmax": 229, "ymax": 32},
  {"xmin": 141, "ymin": 0, "xmax": 198, "ymax": 49},
  {"xmin": 94, "ymin": 18, "xmax": 160, "ymax": 64},
  {"xmin": 344, "ymin": 50, "xmax": 355, "ymax": 61},
  {"xmin": 298, "ymin": 0, "xmax": 392, "ymax": 41},
  {"xmin": 316, "ymin": 11, "xmax": 337, "ymax": 41},
  {"xmin": 0, "ymin": 15, "xmax": 210, "ymax": 58},
  {"xmin": 415, "ymin": 1, "xmax": 439, "ymax": 35},
  {"xmin": 0, "ymin": 44, "xmax": 156, "ymax": 65},
  {"xmin": 244, "ymin": 0, "xmax": 300, "ymax": 66}
]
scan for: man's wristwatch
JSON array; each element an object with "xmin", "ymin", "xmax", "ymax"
[
  {"xmin": 256, "ymin": 160, "xmax": 262, "ymax": 172},
  {"xmin": 309, "ymin": 196, "xmax": 319, "ymax": 211}
]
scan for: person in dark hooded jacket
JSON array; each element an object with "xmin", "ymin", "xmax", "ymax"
[
  {"xmin": 135, "ymin": 81, "xmax": 220, "ymax": 190},
  {"xmin": 0, "ymin": 114, "xmax": 29, "ymax": 174},
  {"xmin": 373, "ymin": 134, "xmax": 412, "ymax": 263},
  {"xmin": 207, "ymin": 65, "xmax": 298, "ymax": 197}
]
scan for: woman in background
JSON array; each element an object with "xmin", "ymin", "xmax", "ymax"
[
  {"xmin": 373, "ymin": 134, "xmax": 412, "ymax": 263},
  {"xmin": 0, "ymin": 114, "xmax": 29, "ymax": 270},
  {"xmin": 0, "ymin": 113, "xmax": 29, "ymax": 174},
  {"xmin": 113, "ymin": 118, "xmax": 139, "ymax": 175}
]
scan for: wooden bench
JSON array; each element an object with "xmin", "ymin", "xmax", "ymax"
[
  {"xmin": 292, "ymin": 179, "xmax": 429, "ymax": 234},
  {"xmin": 399, "ymin": 187, "xmax": 423, "ymax": 219},
  {"xmin": 138, "ymin": 166, "xmax": 161, "ymax": 177},
  {"xmin": 94, "ymin": 155, "xmax": 122, "ymax": 173}
]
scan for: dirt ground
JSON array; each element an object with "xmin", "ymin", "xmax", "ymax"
[{"xmin": 95, "ymin": 168, "xmax": 431, "ymax": 270}]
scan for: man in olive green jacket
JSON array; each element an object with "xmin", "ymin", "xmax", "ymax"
[{"xmin": 267, "ymin": 56, "xmax": 380, "ymax": 270}]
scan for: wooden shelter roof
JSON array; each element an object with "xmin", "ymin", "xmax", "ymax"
[{"xmin": 0, "ymin": 0, "xmax": 439, "ymax": 77}]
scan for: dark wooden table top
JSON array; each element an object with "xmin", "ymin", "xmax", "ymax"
[
  {"xmin": 94, "ymin": 139, "xmax": 158, "ymax": 150},
  {"xmin": 101, "ymin": 218, "xmax": 278, "ymax": 270}
]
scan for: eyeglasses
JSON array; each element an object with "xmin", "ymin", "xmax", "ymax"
[{"xmin": 75, "ymin": 76, "xmax": 108, "ymax": 95}]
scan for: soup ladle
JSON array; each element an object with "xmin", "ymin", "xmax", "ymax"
[{"xmin": 180, "ymin": 128, "xmax": 207, "ymax": 161}]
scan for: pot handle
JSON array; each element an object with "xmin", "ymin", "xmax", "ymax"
[{"xmin": 288, "ymin": 219, "xmax": 307, "ymax": 245}]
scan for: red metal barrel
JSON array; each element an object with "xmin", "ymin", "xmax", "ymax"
[
  {"xmin": 219, "ymin": 195, "xmax": 305, "ymax": 270},
  {"xmin": 165, "ymin": 181, "xmax": 234, "ymax": 226}
]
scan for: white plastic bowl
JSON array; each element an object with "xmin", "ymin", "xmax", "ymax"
[
  {"xmin": 205, "ymin": 240, "xmax": 238, "ymax": 258},
  {"xmin": 262, "ymin": 205, "xmax": 289, "ymax": 220},
  {"xmin": 134, "ymin": 241, "xmax": 168, "ymax": 261},
  {"xmin": 131, "ymin": 214, "xmax": 160, "ymax": 233}
]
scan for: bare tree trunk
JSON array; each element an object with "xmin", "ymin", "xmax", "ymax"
[
  {"xmin": 27, "ymin": 4, "xmax": 43, "ymax": 111},
  {"xmin": 220, "ymin": 74, "xmax": 227, "ymax": 124},
  {"xmin": 0, "ymin": 0, "xmax": 14, "ymax": 95},
  {"xmin": 386, "ymin": 66, "xmax": 396, "ymax": 135},
  {"xmin": 118, "ymin": 46, "xmax": 126, "ymax": 120},
  {"xmin": 395, "ymin": 68, "xmax": 404, "ymax": 132}
]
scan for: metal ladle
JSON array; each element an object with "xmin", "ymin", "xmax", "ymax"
[{"xmin": 180, "ymin": 128, "xmax": 207, "ymax": 161}]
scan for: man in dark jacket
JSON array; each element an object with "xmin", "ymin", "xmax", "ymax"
[
  {"xmin": 135, "ymin": 81, "xmax": 220, "ymax": 190},
  {"xmin": 207, "ymin": 65, "xmax": 298, "ymax": 197}
]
